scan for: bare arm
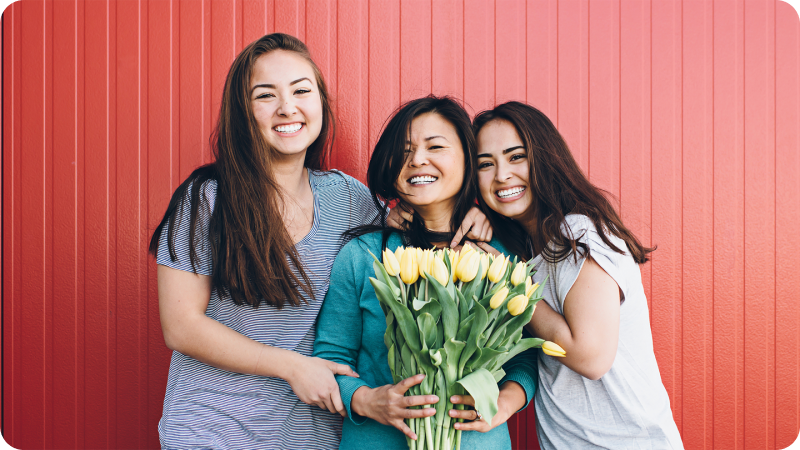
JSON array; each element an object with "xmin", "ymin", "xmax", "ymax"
[
  {"xmin": 526, "ymin": 257, "xmax": 620, "ymax": 380},
  {"xmin": 158, "ymin": 264, "xmax": 358, "ymax": 415}
]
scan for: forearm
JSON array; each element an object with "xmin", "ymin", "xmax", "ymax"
[
  {"xmin": 527, "ymin": 301, "xmax": 613, "ymax": 380},
  {"xmin": 497, "ymin": 381, "xmax": 526, "ymax": 420},
  {"xmin": 163, "ymin": 313, "xmax": 299, "ymax": 379}
]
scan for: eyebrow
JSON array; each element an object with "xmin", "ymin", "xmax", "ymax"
[
  {"xmin": 251, "ymin": 77, "xmax": 312, "ymax": 93},
  {"xmin": 477, "ymin": 145, "xmax": 525, "ymax": 158},
  {"xmin": 406, "ymin": 135, "xmax": 449, "ymax": 144}
]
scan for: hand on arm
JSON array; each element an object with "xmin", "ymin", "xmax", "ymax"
[
  {"xmin": 158, "ymin": 265, "xmax": 357, "ymax": 415},
  {"xmin": 350, "ymin": 374, "xmax": 438, "ymax": 440},
  {"xmin": 526, "ymin": 257, "xmax": 620, "ymax": 380},
  {"xmin": 448, "ymin": 381, "xmax": 526, "ymax": 433}
]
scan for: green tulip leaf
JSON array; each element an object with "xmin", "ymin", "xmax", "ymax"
[
  {"xmin": 370, "ymin": 277, "xmax": 421, "ymax": 354},
  {"xmin": 457, "ymin": 368, "xmax": 500, "ymax": 425},
  {"xmin": 485, "ymin": 326, "xmax": 507, "ymax": 349},
  {"xmin": 417, "ymin": 313, "xmax": 437, "ymax": 351},
  {"xmin": 460, "ymin": 302, "xmax": 488, "ymax": 376},
  {"xmin": 412, "ymin": 298, "xmax": 429, "ymax": 311},
  {"xmin": 418, "ymin": 298, "xmax": 443, "ymax": 322},
  {"xmin": 455, "ymin": 288, "xmax": 470, "ymax": 322},
  {"xmin": 492, "ymin": 367, "xmax": 506, "ymax": 383},
  {"xmin": 493, "ymin": 337, "xmax": 546, "ymax": 368},
  {"xmin": 428, "ymin": 275, "xmax": 459, "ymax": 340},
  {"xmin": 456, "ymin": 314, "xmax": 475, "ymax": 342},
  {"xmin": 473, "ymin": 347, "xmax": 507, "ymax": 371},
  {"xmin": 387, "ymin": 344, "xmax": 397, "ymax": 377},
  {"xmin": 370, "ymin": 255, "xmax": 401, "ymax": 298},
  {"xmin": 444, "ymin": 338, "xmax": 466, "ymax": 387}
]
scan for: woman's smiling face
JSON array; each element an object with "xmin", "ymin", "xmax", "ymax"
[
  {"xmin": 476, "ymin": 119, "xmax": 534, "ymax": 222},
  {"xmin": 250, "ymin": 50, "xmax": 323, "ymax": 159},
  {"xmin": 396, "ymin": 112, "xmax": 465, "ymax": 213}
]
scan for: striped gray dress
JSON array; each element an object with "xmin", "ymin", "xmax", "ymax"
[{"xmin": 156, "ymin": 169, "xmax": 380, "ymax": 450}]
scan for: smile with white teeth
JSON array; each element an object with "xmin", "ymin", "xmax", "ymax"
[
  {"xmin": 274, "ymin": 123, "xmax": 303, "ymax": 134},
  {"xmin": 497, "ymin": 186, "xmax": 525, "ymax": 198},
  {"xmin": 409, "ymin": 176, "xmax": 438, "ymax": 185}
]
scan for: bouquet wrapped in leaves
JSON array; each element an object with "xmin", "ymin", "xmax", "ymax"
[{"xmin": 369, "ymin": 245, "xmax": 565, "ymax": 450}]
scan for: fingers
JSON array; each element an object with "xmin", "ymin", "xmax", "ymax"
[
  {"xmin": 397, "ymin": 204, "xmax": 414, "ymax": 222},
  {"xmin": 453, "ymin": 418, "xmax": 489, "ymax": 432},
  {"xmin": 395, "ymin": 374, "xmax": 426, "ymax": 394},
  {"xmin": 402, "ymin": 394, "xmax": 439, "ymax": 408},
  {"xmin": 475, "ymin": 241, "xmax": 501, "ymax": 257},
  {"xmin": 394, "ymin": 419, "xmax": 418, "ymax": 441},
  {"xmin": 451, "ymin": 223, "xmax": 470, "ymax": 248},
  {"xmin": 401, "ymin": 406, "xmax": 437, "ymax": 419},
  {"xmin": 331, "ymin": 391, "xmax": 347, "ymax": 417},
  {"xmin": 330, "ymin": 362, "xmax": 359, "ymax": 378},
  {"xmin": 448, "ymin": 408, "xmax": 480, "ymax": 421},
  {"xmin": 450, "ymin": 394, "xmax": 475, "ymax": 406}
]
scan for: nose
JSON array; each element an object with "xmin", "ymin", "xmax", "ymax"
[
  {"xmin": 277, "ymin": 96, "xmax": 298, "ymax": 117},
  {"xmin": 408, "ymin": 149, "xmax": 429, "ymax": 167},
  {"xmin": 494, "ymin": 161, "xmax": 512, "ymax": 182}
]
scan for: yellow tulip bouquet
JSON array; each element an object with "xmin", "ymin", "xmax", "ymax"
[{"xmin": 369, "ymin": 245, "xmax": 565, "ymax": 450}]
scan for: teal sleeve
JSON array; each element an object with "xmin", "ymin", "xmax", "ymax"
[
  {"xmin": 499, "ymin": 328, "xmax": 539, "ymax": 412},
  {"xmin": 313, "ymin": 240, "xmax": 372, "ymax": 425}
]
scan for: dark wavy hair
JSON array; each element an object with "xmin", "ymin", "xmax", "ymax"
[
  {"xmin": 348, "ymin": 95, "xmax": 478, "ymax": 249},
  {"xmin": 473, "ymin": 101, "xmax": 655, "ymax": 264},
  {"xmin": 148, "ymin": 33, "xmax": 336, "ymax": 308}
]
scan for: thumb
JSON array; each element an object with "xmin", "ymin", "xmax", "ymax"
[{"xmin": 330, "ymin": 363, "xmax": 359, "ymax": 378}]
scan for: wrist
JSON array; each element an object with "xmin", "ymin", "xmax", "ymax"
[
  {"xmin": 498, "ymin": 381, "xmax": 526, "ymax": 417},
  {"xmin": 271, "ymin": 347, "xmax": 302, "ymax": 380},
  {"xmin": 350, "ymin": 386, "xmax": 371, "ymax": 417}
]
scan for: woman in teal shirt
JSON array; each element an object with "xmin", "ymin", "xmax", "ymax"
[{"xmin": 313, "ymin": 96, "xmax": 538, "ymax": 450}]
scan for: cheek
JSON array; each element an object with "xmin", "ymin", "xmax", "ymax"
[{"xmin": 252, "ymin": 104, "xmax": 274, "ymax": 129}]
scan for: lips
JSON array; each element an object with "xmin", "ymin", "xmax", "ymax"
[
  {"xmin": 496, "ymin": 186, "xmax": 526, "ymax": 199},
  {"xmin": 273, "ymin": 123, "xmax": 304, "ymax": 134},
  {"xmin": 408, "ymin": 175, "xmax": 438, "ymax": 185}
]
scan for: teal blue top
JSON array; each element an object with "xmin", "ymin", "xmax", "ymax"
[{"xmin": 313, "ymin": 231, "xmax": 538, "ymax": 450}]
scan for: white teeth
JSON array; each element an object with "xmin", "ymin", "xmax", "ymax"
[
  {"xmin": 497, "ymin": 187, "xmax": 525, "ymax": 198},
  {"xmin": 275, "ymin": 123, "xmax": 302, "ymax": 133},
  {"xmin": 409, "ymin": 176, "xmax": 438, "ymax": 185}
]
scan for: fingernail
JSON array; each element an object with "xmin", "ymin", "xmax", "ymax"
[
  {"xmin": 431, "ymin": 396, "xmax": 439, "ymax": 402},
  {"xmin": 411, "ymin": 434, "xmax": 418, "ymax": 440},
  {"xmin": 451, "ymin": 395, "xmax": 458, "ymax": 402}
]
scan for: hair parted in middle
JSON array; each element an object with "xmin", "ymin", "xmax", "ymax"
[
  {"xmin": 149, "ymin": 33, "xmax": 336, "ymax": 309},
  {"xmin": 348, "ymin": 95, "xmax": 479, "ymax": 249},
  {"xmin": 473, "ymin": 101, "xmax": 655, "ymax": 264}
]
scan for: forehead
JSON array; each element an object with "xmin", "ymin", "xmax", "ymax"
[
  {"xmin": 251, "ymin": 50, "xmax": 316, "ymax": 86},
  {"xmin": 408, "ymin": 112, "xmax": 460, "ymax": 142},
  {"xmin": 477, "ymin": 119, "xmax": 522, "ymax": 154}
]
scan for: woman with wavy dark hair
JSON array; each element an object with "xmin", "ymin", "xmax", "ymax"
[
  {"xmin": 472, "ymin": 101, "xmax": 683, "ymax": 449},
  {"xmin": 313, "ymin": 96, "xmax": 538, "ymax": 450},
  {"xmin": 149, "ymin": 33, "xmax": 380, "ymax": 449}
]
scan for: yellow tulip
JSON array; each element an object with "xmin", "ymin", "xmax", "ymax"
[
  {"xmin": 394, "ymin": 246, "xmax": 405, "ymax": 263},
  {"xmin": 418, "ymin": 249, "xmax": 437, "ymax": 279},
  {"xmin": 507, "ymin": 294, "xmax": 529, "ymax": 316},
  {"xmin": 478, "ymin": 253, "xmax": 490, "ymax": 280},
  {"xmin": 431, "ymin": 257, "xmax": 449, "ymax": 286},
  {"xmin": 542, "ymin": 341, "xmax": 566, "ymax": 357},
  {"xmin": 399, "ymin": 248, "xmax": 419, "ymax": 284},
  {"xmin": 525, "ymin": 278, "xmax": 539, "ymax": 298},
  {"xmin": 489, "ymin": 286, "xmax": 510, "ymax": 309},
  {"xmin": 383, "ymin": 248, "xmax": 401, "ymax": 276},
  {"xmin": 487, "ymin": 255, "xmax": 508, "ymax": 283},
  {"xmin": 456, "ymin": 251, "xmax": 480, "ymax": 282},
  {"xmin": 510, "ymin": 261, "xmax": 527, "ymax": 286}
]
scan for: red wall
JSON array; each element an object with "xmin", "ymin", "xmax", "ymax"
[{"xmin": 2, "ymin": 0, "xmax": 799, "ymax": 449}]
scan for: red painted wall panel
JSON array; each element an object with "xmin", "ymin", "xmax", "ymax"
[{"xmin": 3, "ymin": 1, "xmax": 800, "ymax": 449}]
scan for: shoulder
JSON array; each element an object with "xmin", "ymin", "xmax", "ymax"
[
  {"xmin": 310, "ymin": 169, "xmax": 368, "ymax": 195},
  {"xmin": 561, "ymin": 214, "xmax": 628, "ymax": 258}
]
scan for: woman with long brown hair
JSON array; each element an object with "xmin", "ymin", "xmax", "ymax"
[
  {"xmin": 149, "ymin": 33, "xmax": 378, "ymax": 449},
  {"xmin": 472, "ymin": 102, "xmax": 684, "ymax": 449}
]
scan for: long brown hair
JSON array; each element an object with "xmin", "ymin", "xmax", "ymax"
[
  {"xmin": 473, "ymin": 101, "xmax": 654, "ymax": 264},
  {"xmin": 149, "ymin": 33, "xmax": 336, "ymax": 308}
]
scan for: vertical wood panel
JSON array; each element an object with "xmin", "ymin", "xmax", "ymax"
[
  {"xmin": 681, "ymin": 1, "xmax": 714, "ymax": 447},
  {"xmin": 775, "ymin": 3, "xmax": 800, "ymax": 448},
  {"xmin": 367, "ymin": 0, "xmax": 399, "ymax": 153},
  {"xmin": 650, "ymin": 0, "xmax": 683, "ymax": 431},
  {"xmin": 744, "ymin": 0, "xmax": 777, "ymax": 448},
  {"xmin": 495, "ymin": 0, "xmax": 525, "ymax": 105},
  {"xmin": 463, "ymin": 0, "xmax": 494, "ymax": 115},
  {"xmin": 619, "ymin": 0, "xmax": 652, "ymax": 308},
  {"xmin": 556, "ymin": 0, "xmax": 588, "ymax": 169},
  {"xmin": 431, "ymin": 0, "xmax": 463, "ymax": 98},
  {"xmin": 712, "ymin": 0, "xmax": 746, "ymax": 447},
  {"xmin": 400, "ymin": 0, "xmax": 431, "ymax": 103},
  {"xmin": 587, "ymin": 0, "xmax": 620, "ymax": 196},
  {"xmin": 51, "ymin": 0, "xmax": 80, "ymax": 447},
  {"xmin": 526, "ymin": 0, "xmax": 557, "ymax": 119}
]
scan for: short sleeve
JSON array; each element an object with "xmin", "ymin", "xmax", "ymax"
[
  {"xmin": 551, "ymin": 215, "xmax": 630, "ymax": 311},
  {"xmin": 155, "ymin": 180, "xmax": 217, "ymax": 276}
]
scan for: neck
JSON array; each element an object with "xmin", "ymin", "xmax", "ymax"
[
  {"xmin": 271, "ymin": 152, "xmax": 309, "ymax": 197},
  {"xmin": 415, "ymin": 201, "xmax": 456, "ymax": 235}
]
